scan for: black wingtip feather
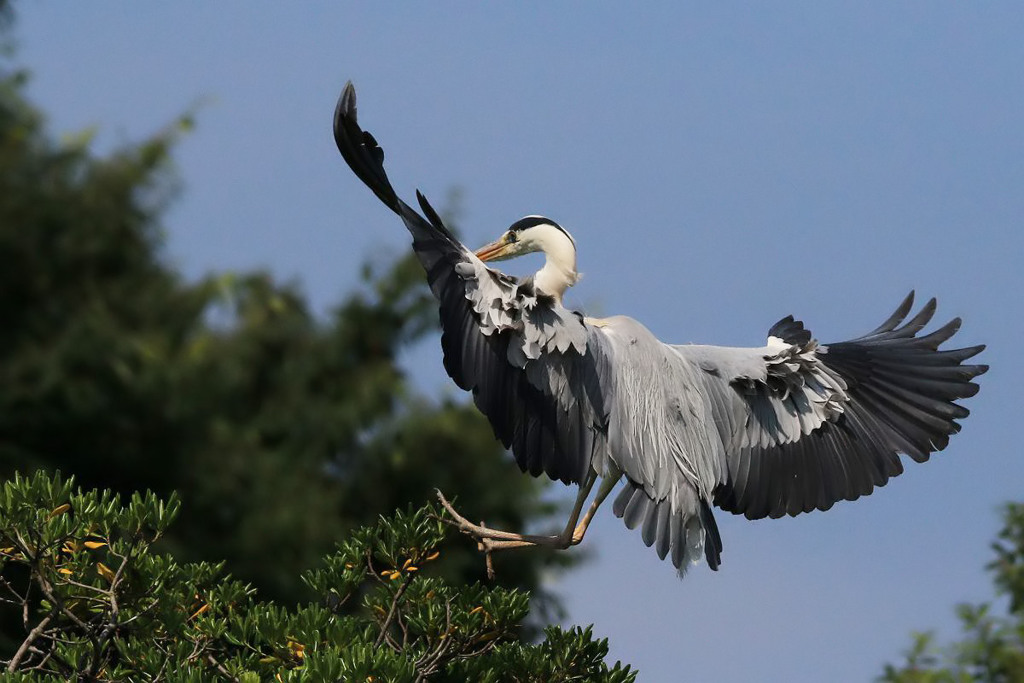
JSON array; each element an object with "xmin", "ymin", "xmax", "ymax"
[
  {"xmin": 915, "ymin": 318, "xmax": 962, "ymax": 350},
  {"xmin": 415, "ymin": 190, "xmax": 458, "ymax": 242},
  {"xmin": 961, "ymin": 345, "xmax": 987, "ymax": 364},
  {"xmin": 333, "ymin": 82, "xmax": 401, "ymax": 212},
  {"xmin": 892, "ymin": 298, "xmax": 937, "ymax": 338},
  {"xmin": 824, "ymin": 296, "xmax": 986, "ymax": 461},
  {"xmin": 864, "ymin": 291, "xmax": 915, "ymax": 337}
]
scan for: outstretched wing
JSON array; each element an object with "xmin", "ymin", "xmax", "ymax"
[
  {"xmin": 334, "ymin": 82, "xmax": 613, "ymax": 486},
  {"xmin": 672, "ymin": 293, "xmax": 987, "ymax": 520}
]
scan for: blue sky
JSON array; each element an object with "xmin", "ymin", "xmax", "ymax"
[{"xmin": 18, "ymin": 4, "xmax": 1022, "ymax": 680}]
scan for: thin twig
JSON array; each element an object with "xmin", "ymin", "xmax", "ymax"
[
  {"xmin": 151, "ymin": 655, "xmax": 169, "ymax": 681},
  {"xmin": 107, "ymin": 537, "xmax": 138, "ymax": 621},
  {"xmin": 61, "ymin": 578, "xmax": 110, "ymax": 595},
  {"xmin": 27, "ymin": 643, "xmax": 73, "ymax": 677},
  {"xmin": 373, "ymin": 574, "xmax": 414, "ymax": 651},
  {"xmin": 413, "ymin": 600, "xmax": 455, "ymax": 681},
  {"xmin": 366, "ymin": 549, "xmax": 386, "ymax": 587},
  {"xmin": 398, "ymin": 600, "xmax": 410, "ymax": 650},
  {"xmin": 32, "ymin": 568, "xmax": 99, "ymax": 655},
  {"xmin": 205, "ymin": 653, "xmax": 239, "ymax": 682},
  {"xmin": 0, "ymin": 574, "xmax": 24, "ymax": 602},
  {"xmin": 94, "ymin": 537, "xmax": 137, "ymax": 670},
  {"xmin": 7, "ymin": 608, "xmax": 55, "ymax": 672},
  {"xmin": 383, "ymin": 630, "xmax": 402, "ymax": 651},
  {"xmin": 22, "ymin": 577, "xmax": 33, "ymax": 628}
]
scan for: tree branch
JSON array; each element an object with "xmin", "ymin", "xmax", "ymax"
[
  {"xmin": 373, "ymin": 574, "xmax": 414, "ymax": 651},
  {"xmin": 6, "ymin": 608, "xmax": 55, "ymax": 672}
]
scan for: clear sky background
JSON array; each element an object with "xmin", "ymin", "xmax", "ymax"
[{"xmin": 17, "ymin": 4, "xmax": 1022, "ymax": 681}]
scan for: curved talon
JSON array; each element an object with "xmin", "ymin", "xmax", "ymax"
[
  {"xmin": 435, "ymin": 487, "xmax": 597, "ymax": 578},
  {"xmin": 479, "ymin": 522, "xmax": 496, "ymax": 580},
  {"xmin": 435, "ymin": 490, "xmax": 469, "ymax": 526}
]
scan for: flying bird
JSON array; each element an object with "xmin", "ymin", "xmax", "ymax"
[{"xmin": 333, "ymin": 82, "xmax": 987, "ymax": 573}]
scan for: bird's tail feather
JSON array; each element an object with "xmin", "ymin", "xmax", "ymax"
[{"xmin": 612, "ymin": 479, "xmax": 722, "ymax": 573}]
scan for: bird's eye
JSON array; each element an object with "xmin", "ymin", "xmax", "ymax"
[{"xmin": 507, "ymin": 231, "xmax": 518, "ymax": 243}]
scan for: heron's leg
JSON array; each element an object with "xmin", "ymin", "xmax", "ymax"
[
  {"xmin": 474, "ymin": 473, "xmax": 618, "ymax": 552},
  {"xmin": 570, "ymin": 473, "xmax": 619, "ymax": 545},
  {"xmin": 436, "ymin": 471, "xmax": 598, "ymax": 551}
]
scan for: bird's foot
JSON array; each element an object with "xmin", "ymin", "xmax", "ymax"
[
  {"xmin": 435, "ymin": 490, "xmax": 559, "ymax": 579},
  {"xmin": 435, "ymin": 490, "xmax": 530, "ymax": 542}
]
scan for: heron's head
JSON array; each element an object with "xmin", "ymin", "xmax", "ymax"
[
  {"xmin": 475, "ymin": 216, "xmax": 579, "ymax": 300},
  {"xmin": 474, "ymin": 216, "xmax": 576, "ymax": 264}
]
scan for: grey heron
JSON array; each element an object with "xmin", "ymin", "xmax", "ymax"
[{"xmin": 333, "ymin": 82, "xmax": 987, "ymax": 574}]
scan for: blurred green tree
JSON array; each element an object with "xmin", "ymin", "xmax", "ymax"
[
  {"xmin": 879, "ymin": 502, "xmax": 1024, "ymax": 682},
  {"xmin": 0, "ymin": 13, "xmax": 570, "ymax": 642}
]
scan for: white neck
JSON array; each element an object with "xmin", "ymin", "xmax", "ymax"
[{"xmin": 533, "ymin": 238, "xmax": 578, "ymax": 302}]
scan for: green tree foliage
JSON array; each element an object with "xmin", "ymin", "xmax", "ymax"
[
  {"xmin": 880, "ymin": 503, "xmax": 1024, "ymax": 682},
  {"xmin": 0, "ymin": 471, "xmax": 634, "ymax": 681},
  {"xmin": 0, "ymin": 26, "xmax": 569, "ymax": 622}
]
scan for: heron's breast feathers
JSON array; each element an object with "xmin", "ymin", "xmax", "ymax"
[{"xmin": 455, "ymin": 259, "xmax": 589, "ymax": 369}]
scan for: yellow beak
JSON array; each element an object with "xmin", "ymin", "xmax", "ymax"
[{"xmin": 474, "ymin": 235, "xmax": 515, "ymax": 262}]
